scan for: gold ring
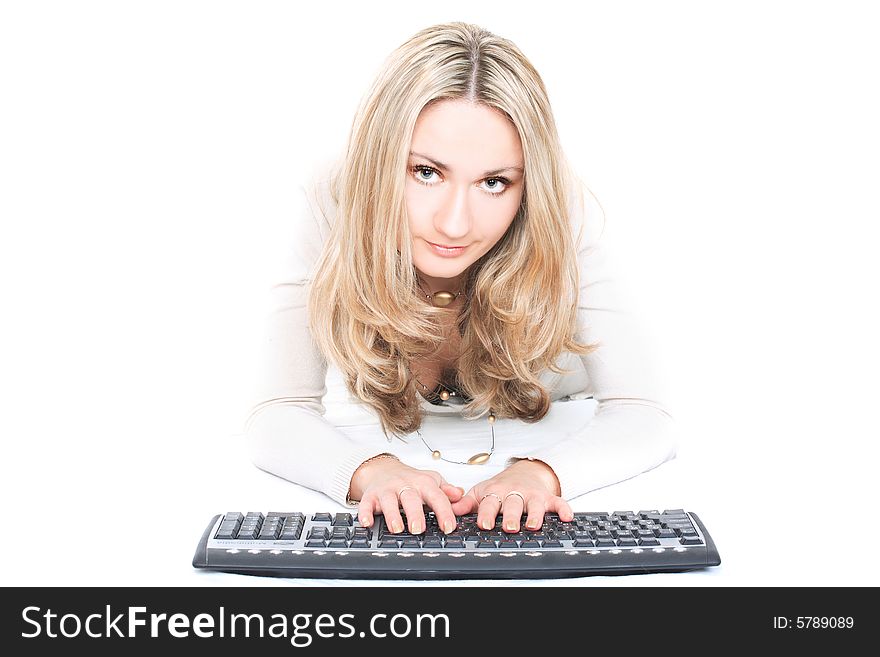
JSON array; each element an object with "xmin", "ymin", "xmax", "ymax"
[
  {"xmin": 480, "ymin": 492, "xmax": 503, "ymax": 506},
  {"xmin": 397, "ymin": 485, "xmax": 416, "ymax": 498},
  {"xmin": 504, "ymin": 491, "xmax": 526, "ymax": 505}
]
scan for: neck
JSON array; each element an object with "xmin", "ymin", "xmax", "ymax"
[{"xmin": 416, "ymin": 269, "xmax": 467, "ymax": 295}]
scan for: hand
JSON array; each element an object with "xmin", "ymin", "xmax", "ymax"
[
  {"xmin": 351, "ymin": 456, "xmax": 465, "ymax": 535},
  {"xmin": 450, "ymin": 459, "xmax": 572, "ymax": 532}
]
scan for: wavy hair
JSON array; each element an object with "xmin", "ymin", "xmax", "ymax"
[{"xmin": 307, "ymin": 21, "xmax": 596, "ymax": 438}]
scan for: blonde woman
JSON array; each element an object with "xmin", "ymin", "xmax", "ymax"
[{"xmin": 246, "ymin": 22, "xmax": 675, "ymax": 538}]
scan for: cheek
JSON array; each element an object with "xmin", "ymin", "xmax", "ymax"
[
  {"xmin": 404, "ymin": 182, "xmax": 431, "ymax": 232},
  {"xmin": 478, "ymin": 196, "xmax": 521, "ymax": 241}
]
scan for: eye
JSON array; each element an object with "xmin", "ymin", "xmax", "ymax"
[
  {"xmin": 482, "ymin": 178, "xmax": 510, "ymax": 195},
  {"xmin": 412, "ymin": 165, "xmax": 440, "ymax": 185}
]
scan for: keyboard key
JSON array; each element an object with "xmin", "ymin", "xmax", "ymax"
[
  {"xmin": 680, "ymin": 536, "xmax": 703, "ymax": 545},
  {"xmin": 333, "ymin": 513, "xmax": 353, "ymax": 526},
  {"xmin": 312, "ymin": 513, "xmax": 333, "ymax": 522},
  {"xmin": 236, "ymin": 527, "xmax": 258, "ymax": 540},
  {"xmin": 258, "ymin": 526, "xmax": 281, "ymax": 540}
]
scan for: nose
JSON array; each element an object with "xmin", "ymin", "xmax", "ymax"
[{"xmin": 433, "ymin": 184, "xmax": 471, "ymax": 241}]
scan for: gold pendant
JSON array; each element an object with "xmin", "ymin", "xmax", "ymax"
[
  {"xmin": 467, "ymin": 452, "xmax": 491, "ymax": 465},
  {"xmin": 432, "ymin": 450, "xmax": 441, "ymax": 460},
  {"xmin": 432, "ymin": 291, "xmax": 455, "ymax": 307}
]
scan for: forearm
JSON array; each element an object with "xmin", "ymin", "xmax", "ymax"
[
  {"xmin": 245, "ymin": 402, "xmax": 394, "ymax": 506},
  {"xmin": 507, "ymin": 400, "xmax": 676, "ymax": 500}
]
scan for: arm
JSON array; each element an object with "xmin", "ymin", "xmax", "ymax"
[
  {"xmin": 244, "ymin": 179, "xmax": 394, "ymax": 506},
  {"xmin": 506, "ymin": 191, "xmax": 677, "ymax": 499}
]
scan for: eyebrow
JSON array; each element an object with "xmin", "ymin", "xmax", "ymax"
[{"xmin": 409, "ymin": 151, "xmax": 524, "ymax": 177}]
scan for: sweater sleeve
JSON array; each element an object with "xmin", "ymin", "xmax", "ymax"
[
  {"xmin": 506, "ymin": 188, "xmax": 677, "ymax": 499},
  {"xmin": 244, "ymin": 178, "xmax": 394, "ymax": 506}
]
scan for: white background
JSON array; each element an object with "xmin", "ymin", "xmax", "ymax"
[{"xmin": 1, "ymin": 1, "xmax": 878, "ymax": 586}]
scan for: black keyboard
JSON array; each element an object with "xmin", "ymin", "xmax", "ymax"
[{"xmin": 192, "ymin": 509, "xmax": 720, "ymax": 579}]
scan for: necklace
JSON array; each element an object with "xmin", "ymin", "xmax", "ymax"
[
  {"xmin": 413, "ymin": 276, "xmax": 492, "ymax": 464},
  {"xmin": 416, "ymin": 277, "xmax": 461, "ymax": 307},
  {"xmin": 414, "ymin": 376, "xmax": 496, "ymax": 465}
]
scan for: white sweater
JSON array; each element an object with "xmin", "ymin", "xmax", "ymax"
[{"xmin": 244, "ymin": 164, "xmax": 676, "ymax": 506}]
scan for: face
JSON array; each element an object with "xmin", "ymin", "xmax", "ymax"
[{"xmin": 405, "ymin": 99, "xmax": 524, "ymax": 292}]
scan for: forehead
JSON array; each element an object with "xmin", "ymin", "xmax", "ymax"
[{"xmin": 409, "ymin": 99, "xmax": 523, "ymax": 170}]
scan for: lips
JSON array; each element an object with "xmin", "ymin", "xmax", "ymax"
[{"xmin": 427, "ymin": 241, "xmax": 468, "ymax": 257}]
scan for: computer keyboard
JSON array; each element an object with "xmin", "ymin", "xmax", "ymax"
[{"xmin": 192, "ymin": 509, "xmax": 720, "ymax": 579}]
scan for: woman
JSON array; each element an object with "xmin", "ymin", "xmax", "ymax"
[{"xmin": 245, "ymin": 22, "xmax": 675, "ymax": 537}]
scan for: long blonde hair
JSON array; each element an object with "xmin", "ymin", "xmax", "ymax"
[{"xmin": 308, "ymin": 22, "xmax": 596, "ymax": 438}]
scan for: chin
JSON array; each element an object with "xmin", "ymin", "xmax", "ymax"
[{"xmin": 413, "ymin": 247, "xmax": 469, "ymax": 276}]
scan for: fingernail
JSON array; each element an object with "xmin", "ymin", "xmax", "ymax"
[
  {"xmin": 526, "ymin": 520, "xmax": 538, "ymax": 529},
  {"xmin": 444, "ymin": 520, "xmax": 456, "ymax": 534},
  {"xmin": 392, "ymin": 520, "xmax": 403, "ymax": 533},
  {"xmin": 505, "ymin": 522, "xmax": 516, "ymax": 532},
  {"xmin": 411, "ymin": 522, "xmax": 423, "ymax": 534}
]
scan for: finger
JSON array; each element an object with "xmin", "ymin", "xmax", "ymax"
[
  {"xmin": 420, "ymin": 485, "xmax": 457, "ymax": 534},
  {"xmin": 357, "ymin": 494, "xmax": 377, "ymax": 528},
  {"xmin": 501, "ymin": 492, "xmax": 525, "ymax": 533},
  {"xmin": 524, "ymin": 497, "xmax": 546, "ymax": 531},
  {"xmin": 440, "ymin": 482, "xmax": 466, "ymax": 502},
  {"xmin": 550, "ymin": 496, "xmax": 574, "ymax": 522},
  {"xmin": 450, "ymin": 489, "xmax": 478, "ymax": 516},
  {"xmin": 398, "ymin": 486, "xmax": 426, "ymax": 534},
  {"xmin": 378, "ymin": 490, "xmax": 404, "ymax": 533},
  {"xmin": 477, "ymin": 492, "xmax": 503, "ymax": 530}
]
